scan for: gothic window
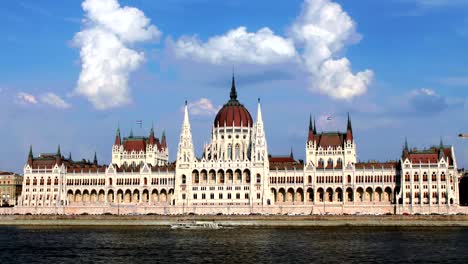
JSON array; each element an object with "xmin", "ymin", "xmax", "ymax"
[
  {"xmin": 256, "ymin": 174, "xmax": 261, "ymax": 184},
  {"xmin": 337, "ymin": 158, "xmax": 343, "ymax": 167},
  {"xmin": 318, "ymin": 159, "xmax": 324, "ymax": 168},
  {"xmin": 235, "ymin": 144, "xmax": 240, "ymax": 160},
  {"xmin": 432, "ymin": 173, "xmax": 437, "ymax": 181},
  {"xmin": 182, "ymin": 175, "xmax": 186, "ymax": 184},
  {"xmin": 228, "ymin": 144, "xmax": 233, "ymax": 160},
  {"xmin": 327, "ymin": 158, "xmax": 333, "ymax": 168},
  {"xmin": 423, "ymin": 173, "xmax": 428, "ymax": 181}
]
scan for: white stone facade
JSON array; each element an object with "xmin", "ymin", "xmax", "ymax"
[{"xmin": 16, "ymin": 80, "xmax": 462, "ymax": 215}]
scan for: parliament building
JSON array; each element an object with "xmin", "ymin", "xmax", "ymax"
[{"xmin": 17, "ymin": 77, "xmax": 462, "ymax": 215}]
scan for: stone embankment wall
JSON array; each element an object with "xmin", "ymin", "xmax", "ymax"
[{"xmin": 3, "ymin": 205, "xmax": 468, "ymax": 215}]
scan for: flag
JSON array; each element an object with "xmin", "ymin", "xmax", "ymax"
[{"xmin": 136, "ymin": 120, "xmax": 142, "ymax": 128}]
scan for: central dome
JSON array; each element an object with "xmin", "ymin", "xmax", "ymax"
[{"xmin": 214, "ymin": 77, "xmax": 253, "ymax": 128}]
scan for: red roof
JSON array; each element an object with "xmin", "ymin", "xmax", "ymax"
[
  {"xmin": 313, "ymin": 133, "xmax": 346, "ymax": 148},
  {"xmin": 404, "ymin": 147, "xmax": 453, "ymax": 165},
  {"xmin": 214, "ymin": 104, "xmax": 253, "ymax": 127},
  {"xmin": 123, "ymin": 139, "xmax": 147, "ymax": 152},
  {"xmin": 355, "ymin": 162, "xmax": 398, "ymax": 169}
]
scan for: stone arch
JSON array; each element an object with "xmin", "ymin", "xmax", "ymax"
[
  {"xmin": 116, "ymin": 189, "xmax": 123, "ymax": 203},
  {"xmin": 107, "ymin": 190, "xmax": 114, "ymax": 203},
  {"xmin": 287, "ymin": 188, "xmax": 295, "ymax": 202},
  {"xmin": 296, "ymin": 188, "xmax": 304, "ymax": 203},
  {"xmin": 317, "ymin": 188, "xmax": 324, "ymax": 202},
  {"xmin": 278, "ymin": 188, "xmax": 286, "ymax": 203},
  {"xmin": 306, "ymin": 188, "xmax": 314, "ymax": 202},
  {"xmin": 192, "ymin": 170, "xmax": 199, "ymax": 184},
  {"xmin": 98, "ymin": 190, "xmax": 105, "ymax": 202},
  {"xmin": 151, "ymin": 189, "xmax": 159, "ymax": 202},
  {"xmin": 217, "ymin": 169, "xmax": 225, "ymax": 184},
  {"xmin": 235, "ymin": 169, "xmax": 242, "ymax": 184},
  {"xmin": 74, "ymin": 190, "xmax": 82, "ymax": 202},
  {"xmin": 356, "ymin": 187, "xmax": 364, "ymax": 202},
  {"xmin": 243, "ymin": 169, "xmax": 251, "ymax": 184},
  {"xmin": 82, "ymin": 190, "xmax": 90, "ymax": 203},
  {"xmin": 384, "ymin": 187, "xmax": 392, "ymax": 202},
  {"xmin": 326, "ymin": 187, "xmax": 333, "ymax": 202},
  {"xmin": 335, "ymin": 187, "xmax": 343, "ymax": 202},
  {"xmin": 226, "ymin": 169, "xmax": 233, "ymax": 183},
  {"xmin": 271, "ymin": 188, "xmax": 277, "ymax": 203},
  {"xmin": 67, "ymin": 190, "xmax": 74, "ymax": 203},
  {"xmin": 90, "ymin": 189, "xmax": 98, "ymax": 202},
  {"xmin": 365, "ymin": 187, "xmax": 373, "ymax": 202},
  {"xmin": 142, "ymin": 189, "xmax": 149, "ymax": 203},
  {"xmin": 124, "ymin": 189, "xmax": 132, "ymax": 203},
  {"xmin": 133, "ymin": 189, "xmax": 140, "ymax": 203},
  {"xmin": 346, "ymin": 187, "xmax": 353, "ymax": 202},
  {"xmin": 209, "ymin": 169, "xmax": 216, "ymax": 184},
  {"xmin": 201, "ymin": 170, "xmax": 208, "ymax": 184},
  {"xmin": 160, "ymin": 189, "xmax": 167, "ymax": 202},
  {"xmin": 375, "ymin": 187, "xmax": 383, "ymax": 202}
]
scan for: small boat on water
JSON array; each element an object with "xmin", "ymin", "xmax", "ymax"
[{"xmin": 170, "ymin": 221, "xmax": 222, "ymax": 230}]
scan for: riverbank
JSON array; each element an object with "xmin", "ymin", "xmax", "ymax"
[{"xmin": 1, "ymin": 215, "xmax": 467, "ymax": 227}]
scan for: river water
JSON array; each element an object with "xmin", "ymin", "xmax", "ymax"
[{"xmin": 0, "ymin": 226, "xmax": 467, "ymax": 263}]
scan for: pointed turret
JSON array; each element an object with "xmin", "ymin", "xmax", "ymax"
[
  {"xmin": 313, "ymin": 117, "xmax": 317, "ymax": 135},
  {"xmin": 161, "ymin": 130, "xmax": 167, "ymax": 149},
  {"xmin": 346, "ymin": 113, "xmax": 353, "ymax": 141},
  {"xmin": 114, "ymin": 125, "xmax": 121, "ymax": 145},
  {"xmin": 402, "ymin": 137, "xmax": 410, "ymax": 159},
  {"xmin": 257, "ymin": 98, "xmax": 263, "ymax": 123},
  {"xmin": 56, "ymin": 144, "xmax": 62, "ymax": 166},
  {"xmin": 149, "ymin": 123, "xmax": 156, "ymax": 145},
  {"xmin": 308, "ymin": 114, "xmax": 314, "ymax": 141},
  {"xmin": 68, "ymin": 152, "xmax": 72, "ymax": 161},
  {"xmin": 93, "ymin": 152, "xmax": 98, "ymax": 165},
  {"xmin": 129, "ymin": 128, "xmax": 134, "ymax": 138},
  {"xmin": 290, "ymin": 147, "xmax": 294, "ymax": 159},
  {"xmin": 177, "ymin": 101, "xmax": 195, "ymax": 165},
  {"xmin": 28, "ymin": 145, "xmax": 33, "ymax": 166},
  {"xmin": 230, "ymin": 74, "xmax": 238, "ymax": 101},
  {"xmin": 439, "ymin": 138, "xmax": 445, "ymax": 160}
]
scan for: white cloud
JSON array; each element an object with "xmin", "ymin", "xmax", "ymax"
[
  {"xmin": 188, "ymin": 98, "xmax": 219, "ymax": 116},
  {"xmin": 173, "ymin": 27, "xmax": 297, "ymax": 64},
  {"xmin": 171, "ymin": 0, "xmax": 372, "ymax": 100},
  {"xmin": 40, "ymin": 93, "xmax": 71, "ymax": 109},
  {"xmin": 74, "ymin": 0, "xmax": 161, "ymax": 110},
  {"xmin": 290, "ymin": 0, "xmax": 373, "ymax": 100},
  {"xmin": 16, "ymin": 92, "xmax": 38, "ymax": 105}
]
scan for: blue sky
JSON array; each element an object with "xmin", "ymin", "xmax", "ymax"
[{"xmin": 1, "ymin": 0, "xmax": 468, "ymax": 173}]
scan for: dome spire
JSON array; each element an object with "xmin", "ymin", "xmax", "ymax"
[{"xmin": 230, "ymin": 74, "xmax": 237, "ymax": 101}]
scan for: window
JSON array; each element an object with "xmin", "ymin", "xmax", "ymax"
[
  {"xmin": 257, "ymin": 193, "xmax": 261, "ymax": 199},
  {"xmin": 182, "ymin": 194, "xmax": 186, "ymax": 200},
  {"xmin": 210, "ymin": 193, "xmax": 214, "ymax": 199},
  {"xmin": 202, "ymin": 193, "xmax": 206, "ymax": 199},
  {"xmin": 219, "ymin": 193, "xmax": 223, "ymax": 199},
  {"xmin": 228, "ymin": 193, "xmax": 232, "ymax": 199},
  {"xmin": 256, "ymin": 174, "xmax": 261, "ymax": 184},
  {"xmin": 245, "ymin": 193, "xmax": 249, "ymax": 199},
  {"xmin": 228, "ymin": 144, "xmax": 233, "ymax": 160},
  {"xmin": 193, "ymin": 194, "xmax": 198, "ymax": 200},
  {"xmin": 236, "ymin": 193, "xmax": 240, "ymax": 199},
  {"xmin": 182, "ymin": 175, "xmax": 186, "ymax": 184},
  {"xmin": 235, "ymin": 144, "xmax": 240, "ymax": 160}
]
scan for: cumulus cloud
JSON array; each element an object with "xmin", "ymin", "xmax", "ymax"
[
  {"xmin": 16, "ymin": 92, "xmax": 38, "ymax": 105},
  {"xmin": 188, "ymin": 98, "xmax": 219, "ymax": 116},
  {"xmin": 173, "ymin": 27, "xmax": 297, "ymax": 64},
  {"xmin": 40, "ymin": 93, "xmax": 71, "ymax": 109},
  {"xmin": 74, "ymin": 0, "xmax": 161, "ymax": 110},
  {"xmin": 171, "ymin": 0, "xmax": 372, "ymax": 100},
  {"xmin": 290, "ymin": 0, "xmax": 373, "ymax": 100}
]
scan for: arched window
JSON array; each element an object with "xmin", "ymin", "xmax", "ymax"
[
  {"xmin": 347, "ymin": 175, "xmax": 351, "ymax": 183},
  {"xmin": 26, "ymin": 178, "xmax": 30, "ymax": 185},
  {"xmin": 337, "ymin": 158, "xmax": 343, "ymax": 167},
  {"xmin": 414, "ymin": 173, "xmax": 419, "ymax": 182},
  {"xmin": 318, "ymin": 159, "xmax": 324, "ymax": 168},
  {"xmin": 47, "ymin": 177, "xmax": 51, "ymax": 185},
  {"xmin": 327, "ymin": 158, "xmax": 333, "ymax": 168},
  {"xmin": 228, "ymin": 144, "xmax": 233, "ymax": 160},
  {"xmin": 432, "ymin": 173, "xmax": 437, "ymax": 181},
  {"xmin": 54, "ymin": 178, "xmax": 58, "ymax": 185},
  {"xmin": 423, "ymin": 173, "xmax": 428, "ymax": 181},
  {"xmin": 256, "ymin": 174, "xmax": 261, "ymax": 184},
  {"xmin": 308, "ymin": 176, "xmax": 312, "ymax": 184},
  {"xmin": 235, "ymin": 144, "xmax": 240, "ymax": 160},
  {"xmin": 182, "ymin": 175, "xmax": 187, "ymax": 184}
]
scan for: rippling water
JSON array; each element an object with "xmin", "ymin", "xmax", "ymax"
[{"xmin": 0, "ymin": 226, "xmax": 467, "ymax": 263}]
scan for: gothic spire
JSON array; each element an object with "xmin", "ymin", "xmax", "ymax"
[
  {"xmin": 309, "ymin": 114, "xmax": 313, "ymax": 132},
  {"xmin": 129, "ymin": 128, "xmax": 134, "ymax": 138},
  {"xmin": 313, "ymin": 117, "xmax": 317, "ymax": 134},
  {"xmin": 93, "ymin": 152, "xmax": 98, "ymax": 165},
  {"xmin": 28, "ymin": 145, "xmax": 33, "ymax": 159},
  {"xmin": 230, "ymin": 74, "xmax": 237, "ymax": 101},
  {"xmin": 404, "ymin": 137, "xmax": 409, "ymax": 151},
  {"xmin": 57, "ymin": 144, "xmax": 61, "ymax": 156},
  {"xmin": 68, "ymin": 152, "xmax": 72, "ymax": 161},
  {"xmin": 290, "ymin": 147, "xmax": 294, "ymax": 159}
]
